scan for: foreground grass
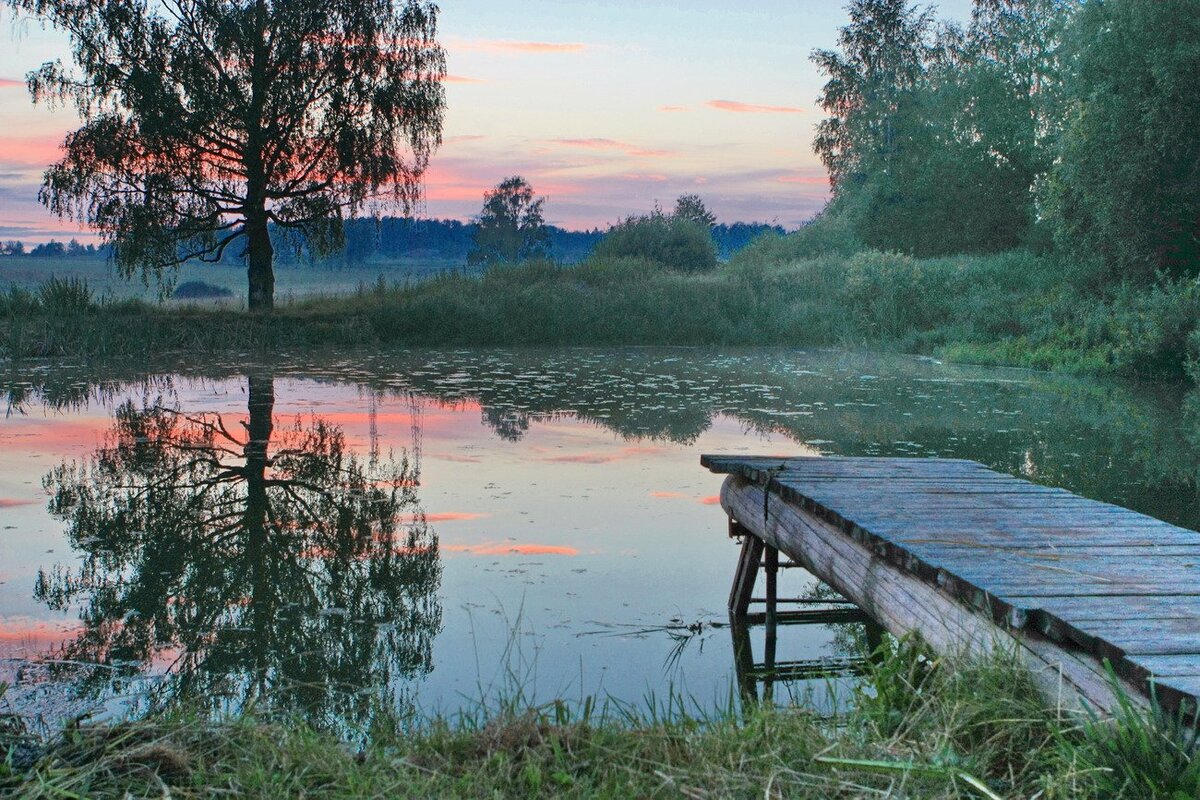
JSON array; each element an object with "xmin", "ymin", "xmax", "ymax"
[
  {"xmin": 4, "ymin": 248, "xmax": 1200, "ymax": 385},
  {"xmin": 4, "ymin": 640, "xmax": 1199, "ymax": 798}
]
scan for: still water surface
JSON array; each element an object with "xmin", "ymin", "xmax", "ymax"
[{"xmin": 0, "ymin": 348, "xmax": 1196, "ymax": 735}]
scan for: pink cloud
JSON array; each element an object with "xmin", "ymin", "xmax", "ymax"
[
  {"xmin": 444, "ymin": 74, "xmax": 485, "ymax": 84},
  {"xmin": 421, "ymin": 158, "xmax": 585, "ymax": 203},
  {"xmin": 707, "ymin": 99, "xmax": 805, "ymax": 114},
  {"xmin": 0, "ymin": 78, "xmax": 24, "ymax": 89},
  {"xmin": 622, "ymin": 173, "xmax": 669, "ymax": 183},
  {"xmin": 459, "ymin": 40, "xmax": 587, "ymax": 54},
  {"xmin": 0, "ymin": 135, "xmax": 64, "ymax": 167},
  {"xmin": 659, "ymin": 105, "xmax": 689, "ymax": 113},
  {"xmin": 777, "ymin": 173, "xmax": 829, "ymax": 186},
  {"xmin": 549, "ymin": 138, "xmax": 673, "ymax": 158}
]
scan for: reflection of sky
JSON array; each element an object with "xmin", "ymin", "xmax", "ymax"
[
  {"xmin": 0, "ymin": 1, "xmax": 975, "ymax": 241},
  {"xmin": 0, "ymin": 373, "xmax": 835, "ymax": 722},
  {"xmin": 6, "ymin": 345, "xmax": 1192, "ymax": 725}
]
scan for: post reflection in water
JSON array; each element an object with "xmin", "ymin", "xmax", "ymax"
[{"xmin": 33, "ymin": 372, "xmax": 442, "ymax": 732}]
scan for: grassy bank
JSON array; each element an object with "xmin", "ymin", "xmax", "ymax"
[
  {"xmin": 4, "ymin": 248, "xmax": 1200, "ymax": 385},
  {"xmin": 4, "ymin": 640, "xmax": 1197, "ymax": 798}
]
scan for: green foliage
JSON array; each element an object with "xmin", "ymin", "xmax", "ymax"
[
  {"xmin": 727, "ymin": 210, "xmax": 862, "ymax": 268},
  {"xmin": 591, "ymin": 213, "xmax": 717, "ymax": 273},
  {"xmin": 671, "ymin": 194, "xmax": 716, "ymax": 229},
  {"xmin": 1066, "ymin": 678, "xmax": 1200, "ymax": 799},
  {"xmin": 1046, "ymin": 0, "xmax": 1200, "ymax": 282},
  {"xmin": 468, "ymin": 177, "xmax": 552, "ymax": 268},
  {"xmin": 18, "ymin": 639, "xmax": 1196, "ymax": 798},
  {"xmin": 37, "ymin": 277, "xmax": 93, "ymax": 314},
  {"xmin": 843, "ymin": 250, "xmax": 935, "ymax": 339},
  {"xmin": 9, "ymin": 0, "xmax": 448, "ymax": 309},
  {"xmin": 6, "ymin": 248, "xmax": 1200, "ymax": 388}
]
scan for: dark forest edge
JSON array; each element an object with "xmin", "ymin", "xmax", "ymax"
[
  {"xmin": 6, "ymin": 638, "xmax": 1200, "ymax": 798},
  {"xmin": 4, "ymin": 239, "xmax": 1200, "ymax": 387}
]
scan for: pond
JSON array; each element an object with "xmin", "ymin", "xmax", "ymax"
[{"xmin": 1, "ymin": 347, "xmax": 1197, "ymax": 737}]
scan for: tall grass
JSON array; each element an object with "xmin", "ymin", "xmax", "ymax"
[
  {"xmin": 5, "ymin": 247, "xmax": 1200, "ymax": 385},
  {"xmin": 6, "ymin": 637, "xmax": 1199, "ymax": 798}
]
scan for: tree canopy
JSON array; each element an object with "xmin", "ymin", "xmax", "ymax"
[
  {"xmin": 1046, "ymin": 0, "xmax": 1200, "ymax": 281},
  {"xmin": 10, "ymin": 0, "xmax": 447, "ymax": 308},
  {"xmin": 468, "ymin": 176, "xmax": 551, "ymax": 267},
  {"xmin": 810, "ymin": 0, "xmax": 1081, "ymax": 257}
]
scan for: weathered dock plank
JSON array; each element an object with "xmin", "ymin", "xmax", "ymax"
[{"xmin": 702, "ymin": 454, "xmax": 1200, "ymax": 714}]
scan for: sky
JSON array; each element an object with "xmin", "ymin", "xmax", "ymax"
[{"xmin": 0, "ymin": 1, "xmax": 974, "ymax": 241}]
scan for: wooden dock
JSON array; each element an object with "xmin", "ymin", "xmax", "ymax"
[{"xmin": 702, "ymin": 454, "xmax": 1200, "ymax": 714}]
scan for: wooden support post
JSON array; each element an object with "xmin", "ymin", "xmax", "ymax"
[
  {"xmin": 764, "ymin": 544, "xmax": 779, "ymax": 627},
  {"xmin": 729, "ymin": 531, "xmax": 764, "ymax": 617},
  {"xmin": 865, "ymin": 618, "xmax": 886, "ymax": 665},
  {"xmin": 729, "ymin": 614, "xmax": 757, "ymax": 708}
]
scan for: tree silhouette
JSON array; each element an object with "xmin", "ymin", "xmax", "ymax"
[
  {"xmin": 8, "ymin": 0, "xmax": 447, "ymax": 309},
  {"xmin": 468, "ymin": 176, "xmax": 551, "ymax": 267},
  {"xmin": 37, "ymin": 373, "xmax": 441, "ymax": 731}
]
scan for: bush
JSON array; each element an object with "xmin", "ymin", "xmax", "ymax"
[
  {"xmin": 591, "ymin": 215, "xmax": 717, "ymax": 273},
  {"xmin": 173, "ymin": 280, "xmax": 234, "ymax": 300},
  {"xmin": 728, "ymin": 210, "xmax": 863, "ymax": 269},
  {"xmin": 37, "ymin": 276, "xmax": 93, "ymax": 313},
  {"xmin": 844, "ymin": 250, "xmax": 939, "ymax": 339}
]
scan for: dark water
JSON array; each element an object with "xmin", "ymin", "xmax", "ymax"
[{"xmin": 1, "ymin": 348, "xmax": 1196, "ymax": 736}]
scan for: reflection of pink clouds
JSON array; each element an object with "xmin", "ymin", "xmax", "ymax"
[
  {"xmin": 419, "ymin": 512, "xmax": 489, "ymax": 523},
  {"xmin": 543, "ymin": 445, "xmax": 667, "ymax": 465},
  {"xmin": 698, "ymin": 495, "xmax": 721, "ymax": 505},
  {"xmin": 0, "ymin": 498, "xmax": 37, "ymax": 508},
  {"xmin": 0, "ymin": 620, "xmax": 82, "ymax": 650},
  {"xmin": 444, "ymin": 542, "xmax": 579, "ymax": 556},
  {"xmin": 707, "ymin": 99, "xmax": 805, "ymax": 114},
  {"xmin": 427, "ymin": 452, "xmax": 483, "ymax": 463},
  {"xmin": 0, "ymin": 418, "xmax": 109, "ymax": 454},
  {"xmin": 649, "ymin": 491, "xmax": 687, "ymax": 499}
]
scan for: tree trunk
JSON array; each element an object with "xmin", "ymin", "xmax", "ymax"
[
  {"xmin": 246, "ymin": 214, "xmax": 274, "ymax": 311},
  {"xmin": 243, "ymin": 372, "xmax": 274, "ymax": 694}
]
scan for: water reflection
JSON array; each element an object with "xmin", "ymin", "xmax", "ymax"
[
  {"xmin": 32, "ymin": 372, "xmax": 441, "ymax": 731},
  {"xmin": 4, "ymin": 348, "xmax": 1200, "ymax": 726}
]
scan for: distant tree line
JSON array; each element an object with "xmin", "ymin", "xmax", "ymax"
[
  {"xmin": 0, "ymin": 239, "xmax": 112, "ymax": 258},
  {"xmin": 0, "ymin": 217, "xmax": 782, "ymax": 268},
  {"xmin": 813, "ymin": 0, "xmax": 1199, "ymax": 282}
]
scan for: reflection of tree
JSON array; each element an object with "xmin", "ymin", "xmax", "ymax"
[{"xmin": 36, "ymin": 373, "xmax": 441, "ymax": 732}]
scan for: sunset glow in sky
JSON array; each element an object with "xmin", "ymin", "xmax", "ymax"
[{"xmin": 0, "ymin": 1, "xmax": 973, "ymax": 241}]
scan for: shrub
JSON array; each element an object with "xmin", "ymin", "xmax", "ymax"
[
  {"xmin": 37, "ymin": 276, "xmax": 93, "ymax": 313},
  {"xmin": 728, "ymin": 210, "xmax": 863, "ymax": 269},
  {"xmin": 843, "ymin": 250, "xmax": 938, "ymax": 339},
  {"xmin": 591, "ymin": 215, "xmax": 717, "ymax": 273}
]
